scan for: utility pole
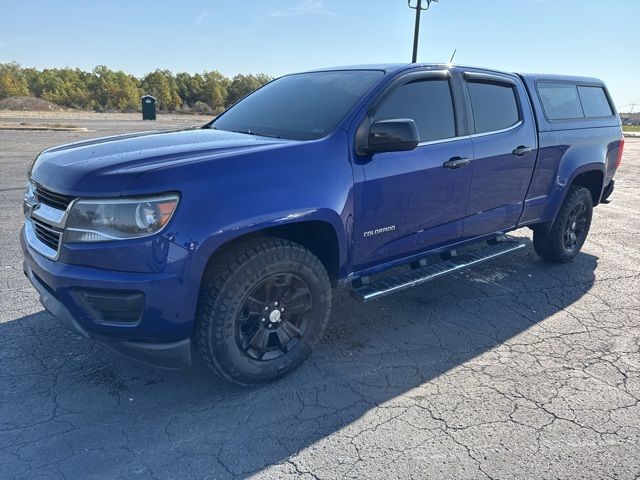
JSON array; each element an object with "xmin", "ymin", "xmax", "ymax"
[{"xmin": 408, "ymin": 0, "xmax": 438, "ymax": 63}]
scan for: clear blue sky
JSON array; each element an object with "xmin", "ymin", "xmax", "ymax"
[{"xmin": 1, "ymin": 0, "xmax": 638, "ymax": 111}]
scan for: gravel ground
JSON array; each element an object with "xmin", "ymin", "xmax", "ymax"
[{"xmin": 0, "ymin": 118, "xmax": 639, "ymax": 479}]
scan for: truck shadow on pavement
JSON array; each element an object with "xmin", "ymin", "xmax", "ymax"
[{"xmin": 1, "ymin": 244, "xmax": 599, "ymax": 478}]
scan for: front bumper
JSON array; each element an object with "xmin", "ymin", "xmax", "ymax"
[{"xmin": 21, "ymin": 227, "xmax": 207, "ymax": 369}]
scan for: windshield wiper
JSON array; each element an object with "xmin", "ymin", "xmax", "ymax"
[
  {"xmin": 253, "ymin": 132, "xmax": 282, "ymax": 139},
  {"xmin": 231, "ymin": 129, "xmax": 282, "ymax": 139},
  {"xmin": 210, "ymin": 125, "xmax": 282, "ymax": 139}
]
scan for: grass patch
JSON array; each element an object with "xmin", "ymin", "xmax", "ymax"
[{"xmin": 623, "ymin": 125, "xmax": 640, "ymax": 132}]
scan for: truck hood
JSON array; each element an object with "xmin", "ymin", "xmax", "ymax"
[{"xmin": 30, "ymin": 128, "xmax": 293, "ymax": 196}]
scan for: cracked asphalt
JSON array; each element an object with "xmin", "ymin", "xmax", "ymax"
[{"xmin": 1, "ymin": 117, "xmax": 639, "ymax": 479}]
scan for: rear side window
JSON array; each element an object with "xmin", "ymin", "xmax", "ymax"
[
  {"xmin": 375, "ymin": 79, "xmax": 456, "ymax": 142},
  {"xmin": 467, "ymin": 81, "xmax": 520, "ymax": 134},
  {"xmin": 538, "ymin": 83, "xmax": 583, "ymax": 120},
  {"xmin": 537, "ymin": 82, "xmax": 613, "ymax": 120},
  {"xmin": 578, "ymin": 86, "xmax": 613, "ymax": 117}
]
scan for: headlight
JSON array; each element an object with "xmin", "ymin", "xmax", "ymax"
[{"xmin": 64, "ymin": 194, "xmax": 179, "ymax": 243}]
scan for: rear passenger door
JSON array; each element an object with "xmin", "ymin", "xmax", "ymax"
[{"xmin": 462, "ymin": 71, "xmax": 538, "ymax": 238}]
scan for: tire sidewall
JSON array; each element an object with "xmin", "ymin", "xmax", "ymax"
[
  {"xmin": 209, "ymin": 248, "xmax": 330, "ymax": 383},
  {"xmin": 554, "ymin": 188, "xmax": 593, "ymax": 260}
]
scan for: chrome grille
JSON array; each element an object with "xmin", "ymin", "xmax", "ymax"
[
  {"xmin": 24, "ymin": 181, "xmax": 73, "ymax": 260},
  {"xmin": 34, "ymin": 184, "xmax": 75, "ymax": 210},
  {"xmin": 32, "ymin": 220, "xmax": 63, "ymax": 251}
]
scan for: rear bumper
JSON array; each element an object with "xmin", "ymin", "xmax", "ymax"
[
  {"xmin": 601, "ymin": 179, "xmax": 615, "ymax": 202},
  {"xmin": 21, "ymin": 227, "xmax": 207, "ymax": 369}
]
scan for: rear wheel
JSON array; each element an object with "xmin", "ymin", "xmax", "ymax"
[
  {"xmin": 533, "ymin": 186, "xmax": 593, "ymax": 263},
  {"xmin": 196, "ymin": 237, "xmax": 331, "ymax": 386}
]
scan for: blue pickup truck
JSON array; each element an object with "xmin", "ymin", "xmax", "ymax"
[{"xmin": 22, "ymin": 64, "xmax": 624, "ymax": 385}]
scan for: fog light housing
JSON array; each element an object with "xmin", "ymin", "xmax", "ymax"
[{"xmin": 74, "ymin": 289, "xmax": 144, "ymax": 325}]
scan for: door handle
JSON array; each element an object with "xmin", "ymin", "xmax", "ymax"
[
  {"xmin": 512, "ymin": 146, "xmax": 533, "ymax": 157},
  {"xmin": 443, "ymin": 157, "xmax": 470, "ymax": 169}
]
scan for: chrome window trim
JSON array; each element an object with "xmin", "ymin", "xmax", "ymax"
[
  {"xmin": 416, "ymin": 120, "xmax": 523, "ymax": 147},
  {"xmin": 417, "ymin": 135, "xmax": 471, "ymax": 147},
  {"xmin": 469, "ymin": 120, "xmax": 524, "ymax": 139},
  {"xmin": 25, "ymin": 219, "xmax": 60, "ymax": 260}
]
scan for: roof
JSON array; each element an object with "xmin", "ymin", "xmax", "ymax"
[
  {"xmin": 293, "ymin": 64, "xmax": 607, "ymax": 86},
  {"xmin": 299, "ymin": 63, "xmax": 457, "ymax": 74},
  {"xmin": 518, "ymin": 72, "xmax": 605, "ymax": 86},
  {"xmin": 294, "ymin": 64, "xmax": 409, "ymax": 74}
]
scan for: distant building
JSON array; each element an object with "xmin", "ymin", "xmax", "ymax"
[{"xmin": 620, "ymin": 112, "xmax": 640, "ymax": 125}]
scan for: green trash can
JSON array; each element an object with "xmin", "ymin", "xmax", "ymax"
[{"xmin": 141, "ymin": 95, "xmax": 156, "ymax": 121}]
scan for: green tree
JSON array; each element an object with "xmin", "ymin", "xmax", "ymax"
[
  {"xmin": 90, "ymin": 66, "xmax": 140, "ymax": 111},
  {"xmin": 109, "ymin": 71, "xmax": 141, "ymax": 110},
  {"xmin": 141, "ymin": 70, "xmax": 181, "ymax": 111},
  {"xmin": 0, "ymin": 62, "xmax": 29, "ymax": 99},
  {"xmin": 202, "ymin": 71, "xmax": 230, "ymax": 112},
  {"xmin": 175, "ymin": 72, "xmax": 204, "ymax": 106},
  {"xmin": 34, "ymin": 68, "xmax": 92, "ymax": 109},
  {"xmin": 0, "ymin": 63, "xmax": 273, "ymax": 113},
  {"xmin": 226, "ymin": 74, "xmax": 271, "ymax": 107}
]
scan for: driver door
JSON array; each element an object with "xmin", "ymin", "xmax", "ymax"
[{"xmin": 353, "ymin": 71, "xmax": 474, "ymax": 270}]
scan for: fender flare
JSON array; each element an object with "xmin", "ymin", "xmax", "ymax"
[
  {"xmin": 539, "ymin": 162, "xmax": 605, "ymax": 232},
  {"xmin": 193, "ymin": 207, "xmax": 349, "ymax": 274}
]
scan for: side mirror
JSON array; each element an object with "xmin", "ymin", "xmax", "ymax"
[{"xmin": 364, "ymin": 118, "xmax": 420, "ymax": 154}]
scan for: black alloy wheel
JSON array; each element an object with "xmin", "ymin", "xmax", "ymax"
[
  {"xmin": 563, "ymin": 203, "xmax": 588, "ymax": 251},
  {"xmin": 236, "ymin": 273, "xmax": 313, "ymax": 361},
  {"xmin": 533, "ymin": 185, "xmax": 593, "ymax": 263},
  {"xmin": 196, "ymin": 237, "xmax": 332, "ymax": 386}
]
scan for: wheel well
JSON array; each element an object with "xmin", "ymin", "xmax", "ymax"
[
  {"xmin": 205, "ymin": 221, "xmax": 340, "ymax": 287},
  {"xmin": 571, "ymin": 169, "xmax": 603, "ymax": 206}
]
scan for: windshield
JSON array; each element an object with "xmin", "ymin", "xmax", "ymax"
[{"xmin": 211, "ymin": 70, "xmax": 384, "ymax": 141}]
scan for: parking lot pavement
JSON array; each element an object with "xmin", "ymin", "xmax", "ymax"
[{"xmin": 1, "ymin": 120, "xmax": 639, "ymax": 480}]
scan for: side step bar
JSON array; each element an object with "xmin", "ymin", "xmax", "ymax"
[{"xmin": 351, "ymin": 241, "xmax": 526, "ymax": 303}]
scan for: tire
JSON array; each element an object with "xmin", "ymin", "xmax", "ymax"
[
  {"xmin": 533, "ymin": 186, "xmax": 593, "ymax": 263},
  {"xmin": 196, "ymin": 237, "xmax": 332, "ymax": 386}
]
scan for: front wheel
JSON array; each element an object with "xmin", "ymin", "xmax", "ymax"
[
  {"xmin": 533, "ymin": 186, "xmax": 593, "ymax": 263},
  {"xmin": 196, "ymin": 238, "xmax": 332, "ymax": 386}
]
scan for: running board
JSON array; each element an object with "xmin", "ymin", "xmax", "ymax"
[{"xmin": 351, "ymin": 241, "xmax": 526, "ymax": 303}]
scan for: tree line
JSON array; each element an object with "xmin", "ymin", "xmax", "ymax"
[{"xmin": 0, "ymin": 62, "xmax": 272, "ymax": 113}]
